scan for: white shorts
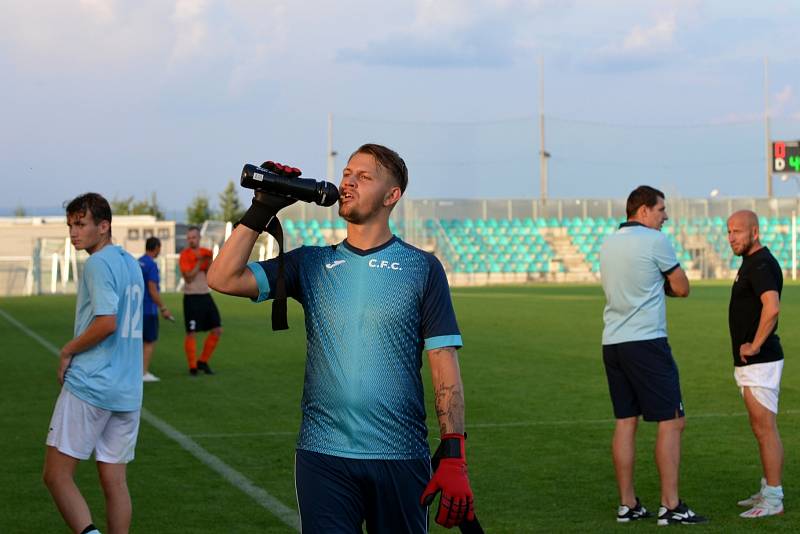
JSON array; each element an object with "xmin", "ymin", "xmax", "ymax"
[
  {"xmin": 734, "ymin": 360, "xmax": 783, "ymax": 414},
  {"xmin": 46, "ymin": 388, "xmax": 141, "ymax": 463}
]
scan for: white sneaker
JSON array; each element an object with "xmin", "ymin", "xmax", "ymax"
[
  {"xmin": 738, "ymin": 478, "xmax": 766, "ymax": 507},
  {"xmin": 143, "ymin": 372, "xmax": 160, "ymax": 382},
  {"xmin": 740, "ymin": 499, "xmax": 783, "ymax": 518},
  {"xmin": 737, "ymin": 491, "xmax": 763, "ymax": 507}
]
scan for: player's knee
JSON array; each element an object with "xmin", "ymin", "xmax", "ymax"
[
  {"xmin": 750, "ymin": 417, "xmax": 776, "ymax": 441},
  {"xmin": 42, "ymin": 469, "xmax": 53, "ymax": 489},
  {"xmin": 97, "ymin": 465, "xmax": 127, "ymax": 494},
  {"xmin": 213, "ymin": 327, "xmax": 223, "ymax": 336},
  {"xmin": 616, "ymin": 417, "xmax": 638, "ymax": 432},
  {"xmin": 658, "ymin": 415, "xmax": 684, "ymax": 433},
  {"xmin": 42, "ymin": 465, "xmax": 66, "ymax": 489},
  {"xmin": 675, "ymin": 415, "xmax": 686, "ymax": 432}
]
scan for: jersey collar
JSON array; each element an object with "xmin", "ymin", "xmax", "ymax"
[
  {"xmin": 341, "ymin": 235, "xmax": 398, "ymax": 256},
  {"xmin": 619, "ymin": 221, "xmax": 647, "ymax": 229},
  {"xmin": 743, "ymin": 245, "xmax": 768, "ymax": 262}
]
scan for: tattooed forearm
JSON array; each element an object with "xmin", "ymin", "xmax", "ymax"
[
  {"xmin": 435, "ymin": 381, "xmax": 465, "ymax": 434},
  {"xmin": 429, "ymin": 347, "xmax": 465, "ymax": 435}
]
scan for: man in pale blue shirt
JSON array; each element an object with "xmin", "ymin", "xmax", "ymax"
[
  {"xmin": 600, "ymin": 186, "xmax": 707, "ymax": 525},
  {"xmin": 43, "ymin": 193, "xmax": 144, "ymax": 534}
]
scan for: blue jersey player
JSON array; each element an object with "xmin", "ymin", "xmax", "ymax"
[
  {"xmin": 209, "ymin": 144, "xmax": 476, "ymax": 532},
  {"xmin": 44, "ymin": 193, "xmax": 145, "ymax": 534}
]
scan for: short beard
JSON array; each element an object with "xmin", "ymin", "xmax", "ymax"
[
  {"xmin": 338, "ymin": 196, "xmax": 384, "ymax": 224},
  {"xmin": 735, "ymin": 238, "xmax": 755, "ymax": 257}
]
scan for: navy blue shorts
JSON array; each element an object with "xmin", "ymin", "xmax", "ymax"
[
  {"xmin": 143, "ymin": 314, "xmax": 159, "ymax": 342},
  {"xmin": 295, "ymin": 449, "xmax": 430, "ymax": 534},
  {"xmin": 603, "ymin": 338, "xmax": 685, "ymax": 422},
  {"xmin": 183, "ymin": 293, "xmax": 221, "ymax": 333}
]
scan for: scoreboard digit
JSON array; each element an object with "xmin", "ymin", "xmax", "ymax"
[{"xmin": 773, "ymin": 140, "xmax": 800, "ymax": 172}]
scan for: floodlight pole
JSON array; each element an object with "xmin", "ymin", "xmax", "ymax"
[
  {"xmin": 539, "ymin": 57, "xmax": 550, "ymax": 204},
  {"xmin": 327, "ymin": 112, "xmax": 337, "ymax": 180},
  {"xmin": 765, "ymin": 57, "xmax": 773, "ymax": 197},
  {"xmin": 327, "ymin": 112, "xmax": 337, "ymax": 222}
]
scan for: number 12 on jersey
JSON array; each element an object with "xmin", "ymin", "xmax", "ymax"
[{"xmin": 120, "ymin": 284, "xmax": 143, "ymax": 339}]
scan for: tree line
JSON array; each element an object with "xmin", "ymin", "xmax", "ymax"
[{"xmin": 110, "ymin": 181, "xmax": 245, "ymax": 225}]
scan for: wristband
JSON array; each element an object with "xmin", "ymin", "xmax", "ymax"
[{"xmin": 238, "ymin": 198, "xmax": 276, "ymax": 234}]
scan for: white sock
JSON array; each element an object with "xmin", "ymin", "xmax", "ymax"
[{"xmin": 762, "ymin": 484, "xmax": 783, "ymax": 504}]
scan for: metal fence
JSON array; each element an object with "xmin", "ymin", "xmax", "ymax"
[
  {"xmin": 281, "ymin": 195, "xmax": 800, "ymax": 226},
  {"xmin": 2, "ymin": 196, "xmax": 797, "ymax": 296}
]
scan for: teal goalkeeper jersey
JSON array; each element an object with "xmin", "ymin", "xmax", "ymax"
[{"xmin": 248, "ymin": 236, "xmax": 462, "ymax": 460}]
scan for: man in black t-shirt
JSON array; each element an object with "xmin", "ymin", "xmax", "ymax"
[{"xmin": 727, "ymin": 210, "xmax": 784, "ymax": 518}]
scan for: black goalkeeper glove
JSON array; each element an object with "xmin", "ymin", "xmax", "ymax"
[{"xmin": 237, "ymin": 161, "xmax": 301, "ymax": 233}]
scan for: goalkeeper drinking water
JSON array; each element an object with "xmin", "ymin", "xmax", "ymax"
[{"xmin": 209, "ymin": 144, "xmax": 476, "ymax": 532}]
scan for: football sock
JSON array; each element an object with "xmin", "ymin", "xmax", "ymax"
[
  {"xmin": 184, "ymin": 335, "xmax": 197, "ymax": 369},
  {"xmin": 763, "ymin": 484, "xmax": 783, "ymax": 505},
  {"xmin": 199, "ymin": 332, "xmax": 220, "ymax": 363},
  {"xmin": 80, "ymin": 524, "xmax": 100, "ymax": 534}
]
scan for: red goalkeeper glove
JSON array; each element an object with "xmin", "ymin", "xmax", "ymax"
[{"xmin": 420, "ymin": 433, "xmax": 475, "ymax": 528}]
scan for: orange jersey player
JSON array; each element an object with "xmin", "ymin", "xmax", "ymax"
[{"xmin": 179, "ymin": 227, "xmax": 222, "ymax": 376}]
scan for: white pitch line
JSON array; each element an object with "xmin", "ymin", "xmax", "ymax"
[
  {"xmin": 140, "ymin": 411, "xmax": 299, "ymax": 530},
  {"xmin": 0, "ymin": 307, "xmax": 300, "ymax": 532},
  {"xmin": 468, "ymin": 409, "xmax": 800, "ymax": 429}
]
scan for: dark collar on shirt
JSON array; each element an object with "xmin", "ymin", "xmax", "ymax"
[
  {"xmin": 743, "ymin": 246, "xmax": 769, "ymax": 262},
  {"xmin": 342, "ymin": 235, "xmax": 398, "ymax": 256},
  {"xmin": 619, "ymin": 221, "xmax": 647, "ymax": 229}
]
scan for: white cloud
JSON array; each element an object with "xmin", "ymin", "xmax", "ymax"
[
  {"xmin": 413, "ymin": 0, "xmax": 474, "ymax": 31},
  {"xmin": 585, "ymin": 8, "xmax": 684, "ymax": 72},
  {"xmin": 623, "ymin": 12, "xmax": 676, "ymax": 51},
  {"xmin": 170, "ymin": 0, "xmax": 210, "ymax": 62},
  {"xmin": 337, "ymin": 0, "xmax": 565, "ymax": 68},
  {"xmin": 79, "ymin": 0, "xmax": 116, "ymax": 23},
  {"xmin": 776, "ymin": 85, "xmax": 792, "ymax": 104}
]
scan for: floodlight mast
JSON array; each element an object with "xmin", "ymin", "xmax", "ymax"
[
  {"xmin": 539, "ymin": 57, "xmax": 549, "ymax": 204},
  {"xmin": 765, "ymin": 57, "xmax": 773, "ymax": 198}
]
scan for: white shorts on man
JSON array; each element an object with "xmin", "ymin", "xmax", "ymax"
[
  {"xmin": 47, "ymin": 388, "xmax": 141, "ymax": 463},
  {"xmin": 734, "ymin": 360, "xmax": 783, "ymax": 414}
]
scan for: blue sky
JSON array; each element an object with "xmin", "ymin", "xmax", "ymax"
[{"xmin": 2, "ymin": 0, "xmax": 800, "ymax": 214}]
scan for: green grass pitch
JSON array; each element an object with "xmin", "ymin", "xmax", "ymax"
[{"xmin": 1, "ymin": 283, "xmax": 798, "ymax": 532}]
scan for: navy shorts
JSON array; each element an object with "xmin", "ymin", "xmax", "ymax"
[
  {"xmin": 183, "ymin": 294, "xmax": 221, "ymax": 333},
  {"xmin": 295, "ymin": 449, "xmax": 430, "ymax": 534},
  {"xmin": 603, "ymin": 338, "xmax": 685, "ymax": 422},
  {"xmin": 143, "ymin": 314, "xmax": 159, "ymax": 342}
]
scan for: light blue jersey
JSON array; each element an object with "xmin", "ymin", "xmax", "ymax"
[
  {"xmin": 600, "ymin": 222, "xmax": 680, "ymax": 345},
  {"xmin": 248, "ymin": 236, "xmax": 462, "ymax": 460},
  {"xmin": 65, "ymin": 245, "xmax": 144, "ymax": 412}
]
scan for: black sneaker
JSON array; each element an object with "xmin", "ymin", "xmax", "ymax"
[
  {"xmin": 197, "ymin": 361, "xmax": 215, "ymax": 375},
  {"xmin": 617, "ymin": 497, "xmax": 652, "ymax": 522},
  {"xmin": 189, "ymin": 368, "xmax": 198, "ymax": 376},
  {"xmin": 657, "ymin": 500, "xmax": 708, "ymax": 526}
]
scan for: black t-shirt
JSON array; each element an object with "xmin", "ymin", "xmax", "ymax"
[{"xmin": 728, "ymin": 247, "xmax": 783, "ymax": 367}]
